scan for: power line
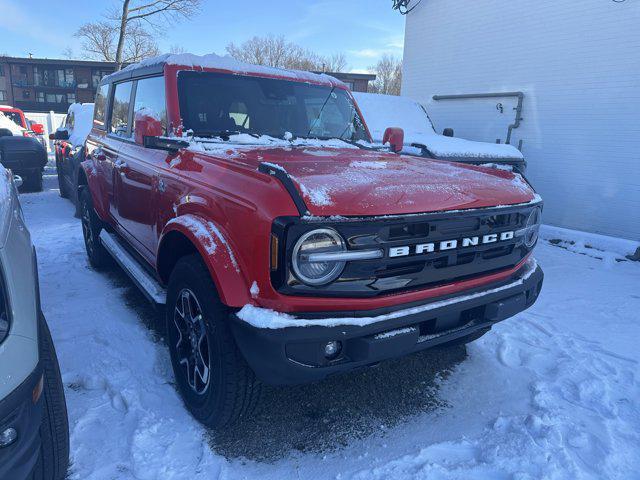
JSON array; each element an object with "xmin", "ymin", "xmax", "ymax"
[{"xmin": 392, "ymin": 0, "xmax": 422, "ymax": 15}]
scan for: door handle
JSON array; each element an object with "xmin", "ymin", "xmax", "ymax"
[{"xmin": 114, "ymin": 159, "xmax": 128, "ymax": 170}]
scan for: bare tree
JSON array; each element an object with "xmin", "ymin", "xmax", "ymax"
[
  {"xmin": 369, "ymin": 54, "xmax": 403, "ymax": 95},
  {"xmin": 75, "ymin": 21, "xmax": 159, "ymax": 64},
  {"xmin": 75, "ymin": 0, "xmax": 201, "ymax": 70},
  {"xmin": 226, "ymin": 35, "xmax": 348, "ymax": 72},
  {"xmin": 323, "ymin": 53, "xmax": 348, "ymax": 73},
  {"xmin": 169, "ymin": 44, "xmax": 187, "ymax": 54}
]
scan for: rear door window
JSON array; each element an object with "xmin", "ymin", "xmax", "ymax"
[
  {"xmin": 110, "ymin": 82, "xmax": 133, "ymax": 138},
  {"xmin": 132, "ymin": 76, "xmax": 167, "ymax": 135}
]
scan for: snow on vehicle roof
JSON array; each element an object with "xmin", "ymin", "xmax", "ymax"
[
  {"xmin": 66, "ymin": 103, "xmax": 95, "ymax": 146},
  {"xmin": 105, "ymin": 52, "xmax": 345, "ymax": 88},
  {"xmin": 354, "ymin": 92, "xmax": 524, "ymax": 160}
]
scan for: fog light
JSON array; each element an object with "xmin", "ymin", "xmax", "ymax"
[
  {"xmin": 0, "ymin": 427, "xmax": 17, "ymax": 448},
  {"xmin": 324, "ymin": 341, "xmax": 342, "ymax": 359}
]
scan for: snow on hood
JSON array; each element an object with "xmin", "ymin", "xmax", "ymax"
[
  {"xmin": 0, "ymin": 111, "xmax": 25, "ymax": 135},
  {"xmin": 67, "ymin": 103, "xmax": 94, "ymax": 147},
  {"xmin": 353, "ymin": 92, "xmax": 523, "ymax": 160},
  {"xmin": 109, "ymin": 52, "xmax": 345, "ymax": 88},
  {"xmin": 190, "ymin": 140, "xmax": 539, "ymax": 216}
]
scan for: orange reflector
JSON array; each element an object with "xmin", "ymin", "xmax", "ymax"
[
  {"xmin": 33, "ymin": 375, "xmax": 44, "ymax": 404},
  {"xmin": 271, "ymin": 234, "xmax": 279, "ymax": 271}
]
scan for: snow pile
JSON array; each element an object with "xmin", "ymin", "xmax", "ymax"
[
  {"xmin": 0, "ymin": 111, "xmax": 25, "ymax": 135},
  {"xmin": 67, "ymin": 103, "xmax": 95, "ymax": 147},
  {"xmin": 110, "ymin": 52, "xmax": 344, "ymax": 88},
  {"xmin": 541, "ymin": 224, "xmax": 639, "ymax": 260},
  {"xmin": 354, "ymin": 92, "xmax": 523, "ymax": 160}
]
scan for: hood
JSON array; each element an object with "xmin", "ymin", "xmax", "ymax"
[
  {"xmin": 401, "ymin": 134, "xmax": 524, "ymax": 162},
  {"xmin": 227, "ymin": 146, "xmax": 536, "ymax": 217}
]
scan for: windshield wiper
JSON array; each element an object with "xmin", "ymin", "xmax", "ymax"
[
  {"xmin": 306, "ymin": 87, "xmax": 335, "ymax": 138},
  {"xmin": 194, "ymin": 130, "xmax": 260, "ymax": 140}
]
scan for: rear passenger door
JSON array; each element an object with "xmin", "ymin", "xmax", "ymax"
[{"xmin": 114, "ymin": 76, "xmax": 168, "ymax": 260}]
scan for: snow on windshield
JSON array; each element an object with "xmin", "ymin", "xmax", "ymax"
[{"xmin": 0, "ymin": 111, "xmax": 25, "ymax": 135}]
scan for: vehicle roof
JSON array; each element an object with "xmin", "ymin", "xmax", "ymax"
[
  {"xmin": 101, "ymin": 53, "xmax": 346, "ymax": 89},
  {"xmin": 0, "ymin": 105, "xmax": 23, "ymax": 113}
]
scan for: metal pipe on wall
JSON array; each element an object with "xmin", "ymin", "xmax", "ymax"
[{"xmin": 432, "ymin": 91, "xmax": 524, "ymax": 145}]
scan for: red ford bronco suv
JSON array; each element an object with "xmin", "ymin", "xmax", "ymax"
[{"xmin": 78, "ymin": 53, "xmax": 543, "ymax": 428}]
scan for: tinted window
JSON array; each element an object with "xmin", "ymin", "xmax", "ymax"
[
  {"xmin": 94, "ymin": 84, "xmax": 109, "ymax": 129},
  {"xmin": 133, "ymin": 76, "xmax": 167, "ymax": 134},
  {"xmin": 177, "ymin": 71, "xmax": 368, "ymax": 142},
  {"xmin": 110, "ymin": 82, "xmax": 133, "ymax": 137}
]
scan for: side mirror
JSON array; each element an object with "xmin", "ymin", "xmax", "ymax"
[
  {"xmin": 31, "ymin": 123, "xmax": 45, "ymax": 135},
  {"xmin": 383, "ymin": 127, "xmax": 405, "ymax": 154},
  {"xmin": 12, "ymin": 174, "xmax": 23, "ymax": 189},
  {"xmin": 443, "ymin": 128, "xmax": 454, "ymax": 137},
  {"xmin": 134, "ymin": 112, "xmax": 164, "ymax": 146}
]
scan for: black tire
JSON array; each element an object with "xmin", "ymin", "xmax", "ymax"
[
  {"xmin": 166, "ymin": 254, "xmax": 262, "ymax": 429},
  {"xmin": 24, "ymin": 170, "xmax": 43, "ymax": 192},
  {"xmin": 80, "ymin": 187, "xmax": 112, "ymax": 269},
  {"xmin": 56, "ymin": 161, "xmax": 69, "ymax": 199},
  {"xmin": 35, "ymin": 315, "xmax": 70, "ymax": 480}
]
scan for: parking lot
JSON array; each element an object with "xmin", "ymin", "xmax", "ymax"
[{"xmin": 18, "ymin": 163, "xmax": 640, "ymax": 479}]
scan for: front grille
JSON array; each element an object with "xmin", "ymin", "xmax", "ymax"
[{"xmin": 273, "ymin": 202, "xmax": 540, "ymax": 298}]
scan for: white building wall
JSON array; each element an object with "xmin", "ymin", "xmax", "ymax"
[{"xmin": 402, "ymin": 0, "xmax": 640, "ymax": 240}]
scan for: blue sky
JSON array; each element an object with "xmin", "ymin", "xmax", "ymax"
[{"xmin": 0, "ymin": 0, "xmax": 405, "ymax": 72}]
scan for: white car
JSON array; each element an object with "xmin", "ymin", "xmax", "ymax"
[
  {"xmin": 0, "ymin": 166, "xmax": 69, "ymax": 479},
  {"xmin": 354, "ymin": 92, "xmax": 527, "ymax": 173}
]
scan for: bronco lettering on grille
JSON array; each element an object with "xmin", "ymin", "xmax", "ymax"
[{"xmin": 388, "ymin": 231, "xmax": 515, "ymax": 258}]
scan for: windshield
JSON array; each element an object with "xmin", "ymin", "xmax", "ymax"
[
  {"xmin": 177, "ymin": 71, "xmax": 370, "ymax": 142},
  {"xmin": 0, "ymin": 111, "xmax": 24, "ymax": 128}
]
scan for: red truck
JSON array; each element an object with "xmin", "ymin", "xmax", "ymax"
[{"xmin": 78, "ymin": 54, "xmax": 543, "ymax": 428}]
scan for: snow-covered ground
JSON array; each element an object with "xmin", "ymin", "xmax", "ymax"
[{"xmin": 20, "ymin": 167, "xmax": 640, "ymax": 479}]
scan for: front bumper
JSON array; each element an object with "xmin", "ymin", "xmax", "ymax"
[
  {"xmin": 0, "ymin": 364, "xmax": 43, "ymax": 480},
  {"xmin": 231, "ymin": 263, "xmax": 543, "ymax": 385}
]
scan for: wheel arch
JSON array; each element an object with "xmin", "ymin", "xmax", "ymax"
[{"xmin": 158, "ymin": 215, "xmax": 252, "ymax": 308}]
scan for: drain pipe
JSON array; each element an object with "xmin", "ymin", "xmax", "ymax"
[{"xmin": 432, "ymin": 92, "xmax": 524, "ymax": 145}]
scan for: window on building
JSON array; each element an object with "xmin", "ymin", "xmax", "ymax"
[
  {"xmin": 19, "ymin": 66, "xmax": 27, "ymax": 75},
  {"xmin": 92, "ymin": 69, "xmax": 113, "ymax": 88},
  {"xmin": 67, "ymin": 93, "xmax": 76, "ymax": 104},
  {"xmin": 0, "ymin": 90, "xmax": 6, "ymax": 102},
  {"xmin": 132, "ymin": 76, "xmax": 167, "ymax": 134},
  {"xmin": 0, "ymin": 65, "xmax": 4, "ymax": 77},
  {"xmin": 34, "ymin": 67, "xmax": 75, "ymax": 88},
  {"xmin": 110, "ymin": 82, "xmax": 133, "ymax": 137},
  {"xmin": 36, "ymin": 92, "xmax": 65, "ymax": 103},
  {"xmin": 93, "ymin": 83, "xmax": 109, "ymax": 129}
]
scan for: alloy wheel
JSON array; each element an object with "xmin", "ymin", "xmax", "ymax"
[{"xmin": 173, "ymin": 289, "xmax": 211, "ymax": 395}]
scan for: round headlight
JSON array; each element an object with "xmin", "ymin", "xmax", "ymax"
[
  {"xmin": 524, "ymin": 207, "xmax": 542, "ymax": 248},
  {"xmin": 292, "ymin": 229, "xmax": 346, "ymax": 286}
]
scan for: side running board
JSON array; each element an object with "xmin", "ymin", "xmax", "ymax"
[{"xmin": 99, "ymin": 231, "xmax": 167, "ymax": 304}]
